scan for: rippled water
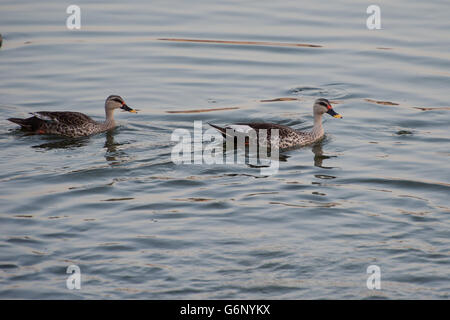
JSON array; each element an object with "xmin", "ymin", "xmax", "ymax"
[{"xmin": 0, "ymin": 0, "xmax": 449, "ymax": 299}]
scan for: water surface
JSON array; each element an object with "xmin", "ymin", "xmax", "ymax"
[{"xmin": 0, "ymin": 0, "xmax": 449, "ymax": 299}]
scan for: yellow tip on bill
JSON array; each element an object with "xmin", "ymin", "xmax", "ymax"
[{"xmin": 333, "ymin": 114, "xmax": 342, "ymax": 118}]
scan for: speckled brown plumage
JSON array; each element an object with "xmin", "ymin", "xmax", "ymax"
[
  {"xmin": 209, "ymin": 98, "xmax": 342, "ymax": 149},
  {"xmin": 8, "ymin": 95, "xmax": 136, "ymax": 138}
]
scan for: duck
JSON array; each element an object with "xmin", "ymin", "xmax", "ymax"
[
  {"xmin": 208, "ymin": 98, "xmax": 342, "ymax": 149},
  {"xmin": 8, "ymin": 95, "xmax": 137, "ymax": 138}
]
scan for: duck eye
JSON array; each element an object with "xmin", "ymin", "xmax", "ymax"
[{"xmin": 112, "ymin": 98, "xmax": 122, "ymax": 103}]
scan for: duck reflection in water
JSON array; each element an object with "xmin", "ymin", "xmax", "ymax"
[
  {"xmin": 29, "ymin": 129, "xmax": 129, "ymax": 166},
  {"xmin": 31, "ymin": 135, "xmax": 90, "ymax": 150},
  {"xmin": 220, "ymin": 135, "xmax": 336, "ymax": 170},
  {"xmin": 104, "ymin": 130, "xmax": 129, "ymax": 165},
  {"xmin": 278, "ymin": 139, "xmax": 337, "ymax": 169},
  {"xmin": 311, "ymin": 140, "xmax": 337, "ymax": 169}
]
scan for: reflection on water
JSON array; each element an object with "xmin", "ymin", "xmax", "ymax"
[
  {"xmin": 24, "ymin": 129, "xmax": 129, "ymax": 166},
  {"xmin": 32, "ymin": 136, "xmax": 90, "ymax": 150},
  {"xmin": 104, "ymin": 130, "xmax": 129, "ymax": 165},
  {"xmin": 207, "ymin": 135, "xmax": 334, "ymax": 172},
  {"xmin": 311, "ymin": 140, "xmax": 336, "ymax": 169}
]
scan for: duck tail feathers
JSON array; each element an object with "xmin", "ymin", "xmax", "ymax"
[
  {"xmin": 208, "ymin": 122, "xmax": 227, "ymax": 136},
  {"xmin": 8, "ymin": 117, "xmax": 34, "ymax": 130}
]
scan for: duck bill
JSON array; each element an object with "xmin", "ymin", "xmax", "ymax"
[
  {"xmin": 326, "ymin": 108, "xmax": 342, "ymax": 119},
  {"xmin": 121, "ymin": 104, "xmax": 137, "ymax": 113}
]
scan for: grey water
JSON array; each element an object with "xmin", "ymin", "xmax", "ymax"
[{"xmin": 0, "ymin": 0, "xmax": 449, "ymax": 299}]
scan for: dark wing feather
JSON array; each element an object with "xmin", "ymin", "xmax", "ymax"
[
  {"xmin": 33, "ymin": 111, "xmax": 97, "ymax": 126},
  {"xmin": 8, "ymin": 117, "xmax": 35, "ymax": 130}
]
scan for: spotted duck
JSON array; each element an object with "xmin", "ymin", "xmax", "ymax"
[
  {"xmin": 209, "ymin": 98, "xmax": 342, "ymax": 149},
  {"xmin": 8, "ymin": 95, "xmax": 137, "ymax": 137}
]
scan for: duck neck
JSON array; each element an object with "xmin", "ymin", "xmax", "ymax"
[
  {"xmin": 104, "ymin": 107, "xmax": 116, "ymax": 129},
  {"xmin": 311, "ymin": 113, "xmax": 324, "ymax": 138}
]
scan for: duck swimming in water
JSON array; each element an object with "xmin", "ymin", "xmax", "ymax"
[
  {"xmin": 209, "ymin": 98, "xmax": 342, "ymax": 149},
  {"xmin": 8, "ymin": 95, "xmax": 137, "ymax": 138}
]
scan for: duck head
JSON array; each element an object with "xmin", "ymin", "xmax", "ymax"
[
  {"xmin": 105, "ymin": 95, "xmax": 137, "ymax": 113},
  {"xmin": 314, "ymin": 98, "xmax": 342, "ymax": 118}
]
